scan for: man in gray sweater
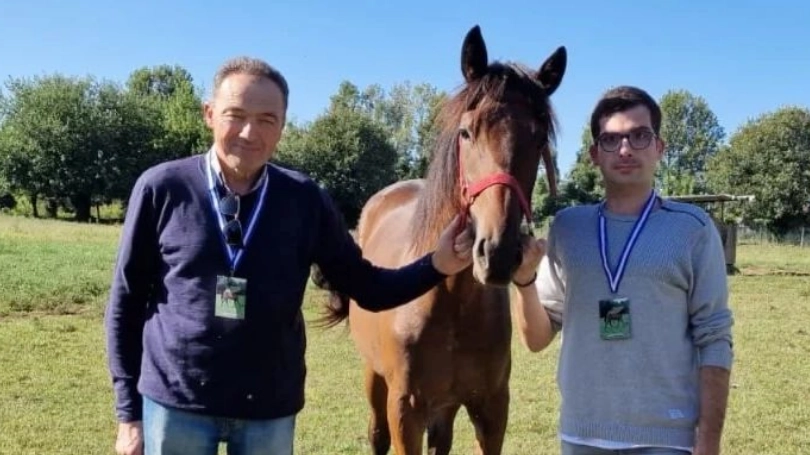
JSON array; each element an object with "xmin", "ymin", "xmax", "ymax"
[{"xmin": 511, "ymin": 86, "xmax": 734, "ymax": 455}]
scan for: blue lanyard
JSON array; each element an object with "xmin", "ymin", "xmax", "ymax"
[
  {"xmin": 598, "ymin": 190, "xmax": 656, "ymax": 294},
  {"xmin": 205, "ymin": 151, "xmax": 270, "ymax": 274}
]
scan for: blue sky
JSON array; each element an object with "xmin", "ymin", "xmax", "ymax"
[{"xmin": 2, "ymin": 0, "xmax": 808, "ymax": 175}]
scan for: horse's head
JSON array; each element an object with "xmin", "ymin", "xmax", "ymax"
[{"xmin": 450, "ymin": 25, "xmax": 566, "ymax": 286}]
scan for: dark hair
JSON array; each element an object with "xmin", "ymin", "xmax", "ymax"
[
  {"xmin": 213, "ymin": 56, "xmax": 290, "ymax": 109},
  {"xmin": 590, "ymin": 86, "xmax": 661, "ymax": 141}
]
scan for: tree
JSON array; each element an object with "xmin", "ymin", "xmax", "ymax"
[
  {"xmin": 658, "ymin": 90, "xmax": 725, "ymax": 195},
  {"xmin": 372, "ymin": 82, "xmax": 446, "ymax": 179},
  {"xmin": 325, "ymin": 80, "xmax": 446, "ymax": 179},
  {"xmin": 707, "ymin": 106, "xmax": 810, "ymax": 236},
  {"xmin": 562, "ymin": 125, "xmax": 604, "ymax": 204},
  {"xmin": 91, "ymin": 85, "xmax": 165, "ymax": 208},
  {"xmin": 531, "ymin": 167, "xmax": 556, "ymax": 228},
  {"xmin": 275, "ymin": 109, "xmax": 398, "ymax": 227},
  {"xmin": 0, "ymin": 74, "xmax": 169, "ymax": 221},
  {"xmin": 126, "ymin": 65, "xmax": 211, "ymax": 157},
  {"xmin": 412, "ymin": 89, "xmax": 445, "ymax": 178},
  {"xmin": 0, "ymin": 119, "xmax": 43, "ymax": 216},
  {"xmin": 0, "ymin": 75, "xmax": 101, "ymax": 220},
  {"xmin": 126, "ymin": 65, "xmax": 195, "ymax": 98}
]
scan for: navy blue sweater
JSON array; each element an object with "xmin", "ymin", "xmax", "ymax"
[{"xmin": 105, "ymin": 154, "xmax": 445, "ymax": 422}]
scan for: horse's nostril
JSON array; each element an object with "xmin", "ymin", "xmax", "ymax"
[{"xmin": 475, "ymin": 238, "xmax": 489, "ymax": 267}]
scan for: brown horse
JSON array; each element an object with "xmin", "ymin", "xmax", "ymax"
[{"xmin": 317, "ymin": 25, "xmax": 566, "ymax": 455}]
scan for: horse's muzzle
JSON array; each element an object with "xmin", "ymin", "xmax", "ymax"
[{"xmin": 473, "ymin": 235, "xmax": 521, "ymax": 287}]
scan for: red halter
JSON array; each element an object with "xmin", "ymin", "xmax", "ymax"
[{"xmin": 456, "ymin": 139, "xmax": 533, "ymax": 233}]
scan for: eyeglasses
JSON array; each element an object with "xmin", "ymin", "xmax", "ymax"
[
  {"xmin": 597, "ymin": 128, "xmax": 656, "ymax": 153},
  {"xmin": 219, "ymin": 193, "xmax": 243, "ymax": 248}
]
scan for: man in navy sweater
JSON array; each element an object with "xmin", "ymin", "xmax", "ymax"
[{"xmin": 105, "ymin": 56, "xmax": 474, "ymax": 455}]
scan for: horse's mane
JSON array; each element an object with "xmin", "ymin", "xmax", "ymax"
[{"xmin": 410, "ymin": 62, "xmax": 558, "ymax": 252}]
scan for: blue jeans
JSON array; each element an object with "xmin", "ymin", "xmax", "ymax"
[
  {"xmin": 143, "ymin": 396, "xmax": 296, "ymax": 455},
  {"xmin": 562, "ymin": 441, "xmax": 691, "ymax": 455}
]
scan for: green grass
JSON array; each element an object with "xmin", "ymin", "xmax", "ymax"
[
  {"xmin": 0, "ymin": 214, "xmax": 808, "ymax": 454},
  {"xmin": 0, "ymin": 216, "xmax": 121, "ymax": 317},
  {"xmin": 734, "ymin": 240, "xmax": 810, "ymax": 277}
]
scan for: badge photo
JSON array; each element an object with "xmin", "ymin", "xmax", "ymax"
[
  {"xmin": 215, "ymin": 275, "xmax": 247, "ymax": 319},
  {"xmin": 599, "ymin": 297, "xmax": 631, "ymax": 340}
]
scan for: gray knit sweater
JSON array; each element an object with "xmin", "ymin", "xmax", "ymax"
[{"xmin": 536, "ymin": 198, "xmax": 734, "ymax": 449}]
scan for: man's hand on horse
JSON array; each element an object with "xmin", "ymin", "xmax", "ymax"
[
  {"xmin": 513, "ymin": 235, "xmax": 546, "ymax": 286},
  {"xmin": 432, "ymin": 215, "xmax": 474, "ymax": 275}
]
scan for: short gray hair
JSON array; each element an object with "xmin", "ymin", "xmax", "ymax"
[{"xmin": 213, "ymin": 56, "xmax": 290, "ymax": 109}]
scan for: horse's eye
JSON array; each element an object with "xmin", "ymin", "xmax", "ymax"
[{"xmin": 458, "ymin": 128, "xmax": 472, "ymax": 140}]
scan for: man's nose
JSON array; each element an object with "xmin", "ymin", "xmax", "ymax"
[
  {"xmin": 239, "ymin": 119, "xmax": 258, "ymax": 140},
  {"xmin": 617, "ymin": 137, "xmax": 633, "ymax": 156}
]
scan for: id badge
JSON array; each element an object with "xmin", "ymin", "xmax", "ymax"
[
  {"xmin": 215, "ymin": 275, "xmax": 247, "ymax": 319},
  {"xmin": 599, "ymin": 298, "xmax": 631, "ymax": 340}
]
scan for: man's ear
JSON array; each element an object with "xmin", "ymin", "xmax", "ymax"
[
  {"xmin": 203, "ymin": 101, "xmax": 215, "ymax": 128},
  {"xmin": 589, "ymin": 143, "xmax": 599, "ymax": 165}
]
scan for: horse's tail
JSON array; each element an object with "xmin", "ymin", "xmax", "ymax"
[{"xmin": 310, "ymin": 264, "xmax": 351, "ymax": 328}]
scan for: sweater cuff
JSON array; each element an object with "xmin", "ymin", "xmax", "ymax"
[
  {"xmin": 699, "ymin": 340, "xmax": 733, "ymax": 370},
  {"xmin": 114, "ymin": 383, "xmax": 143, "ymax": 422},
  {"xmin": 117, "ymin": 406, "xmax": 143, "ymax": 423}
]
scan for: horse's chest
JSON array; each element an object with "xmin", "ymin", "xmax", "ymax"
[
  {"xmin": 401, "ymin": 315, "xmax": 511, "ymax": 382},
  {"xmin": 386, "ymin": 292, "xmax": 512, "ymax": 396},
  {"xmin": 395, "ymin": 309, "xmax": 509, "ymax": 352}
]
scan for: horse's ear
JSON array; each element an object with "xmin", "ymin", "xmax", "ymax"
[
  {"xmin": 461, "ymin": 25, "xmax": 488, "ymax": 82},
  {"xmin": 536, "ymin": 46, "xmax": 567, "ymax": 96}
]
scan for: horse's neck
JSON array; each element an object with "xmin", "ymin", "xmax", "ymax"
[{"xmin": 411, "ymin": 195, "xmax": 458, "ymax": 257}]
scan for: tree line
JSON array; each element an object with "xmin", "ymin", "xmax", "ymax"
[
  {"xmin": 0, "ymin": 66, "xmax": 210, "ymax": 221},
  {"xmin": 1, "ymin": 65, "xmax": 808, "ymax": 236}
]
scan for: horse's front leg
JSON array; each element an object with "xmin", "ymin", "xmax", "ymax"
[
  {"xmin": 427, "ymin": 403, "xmax": 460, "ymax": 455},
  {"xmin": 386, "ymin": 387, "xmax": 427, "ymax": 455},
  {"xmin": 466, "ymin": 384, "xmax": 509, "ymax": 455},
  {"xmin": 365, "ymin": 367, "xmax": 391, "ymax": 455}
]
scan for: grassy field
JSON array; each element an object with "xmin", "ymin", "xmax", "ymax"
[{"xmin": 0, "ymin": 214, "xmax": 808, "ymax": 454}]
